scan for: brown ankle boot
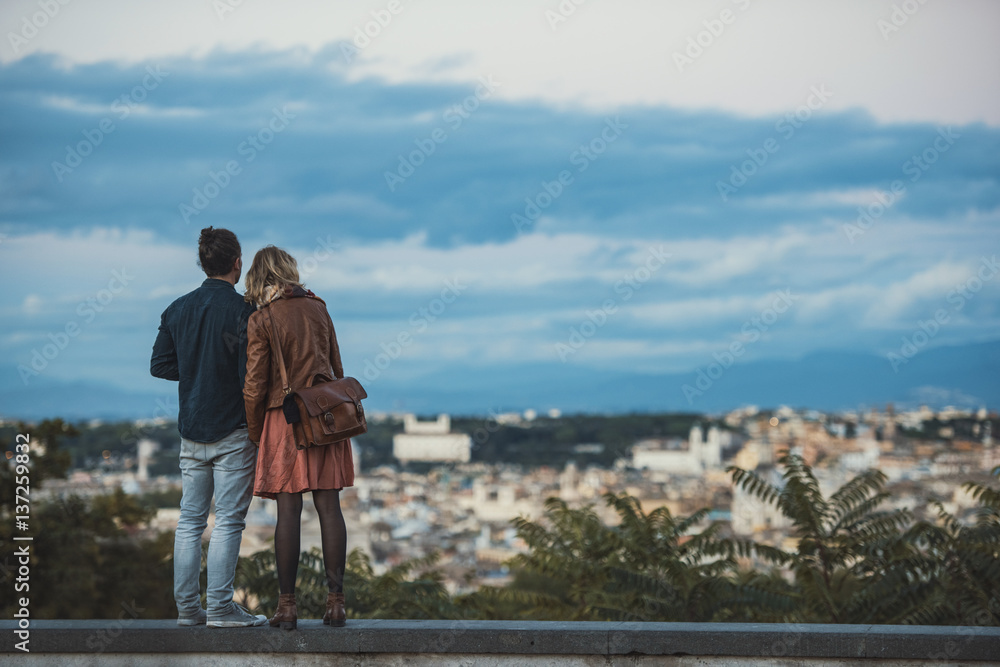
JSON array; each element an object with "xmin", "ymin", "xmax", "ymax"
[
  {"xmin": 269, "ymin": 593, "xmax": 297, "ymax": 630},
  {"xmin": 323, "ymin": 592, "xmax": 346, "ymax": 627}
]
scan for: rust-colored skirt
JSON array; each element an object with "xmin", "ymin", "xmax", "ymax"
[{"xmin": 253, "ymin": 407, "xmax": 355, "ymax": 499}]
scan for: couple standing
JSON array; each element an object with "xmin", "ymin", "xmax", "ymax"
[{"xmin": 150, "ymin": 227, "xmax": 352, "ymax": 630}]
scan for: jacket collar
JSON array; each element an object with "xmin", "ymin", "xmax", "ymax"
[
  {"xmin": 258, "ymin": 284, "xmax": 316, "ymax": 310},
  {"xmin": 201, "ymin": 278, "xmax": 236, "ymax": 289},
  {"xmin": 282, "ymin": 285, "xmax": 314, "ymax": 299}
]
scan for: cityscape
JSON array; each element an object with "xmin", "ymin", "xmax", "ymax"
[{"xmin": 12, "ymin": 401, "xmax": 997, "ymax": 595}]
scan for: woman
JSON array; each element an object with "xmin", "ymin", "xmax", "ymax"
[{"xmin": 243, "ymin": 245, "xmax": 354, "ymax": 630}]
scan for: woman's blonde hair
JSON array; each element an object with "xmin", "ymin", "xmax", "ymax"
[{"xmin": 244, "ymin": 245, "xmax": 303, "ymax": 306}]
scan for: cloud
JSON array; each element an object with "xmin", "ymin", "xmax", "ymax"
[
  {"xmin": 862, "ymin": 261, "xmax": 976, "ymax": 327},
  {"xmin": 741, "ymin": 188, "xmax": 898, "ymax": 210},
  {"xmin": 0, "ymin": 48, "xmax": 998, "ymax": 397},
  {"xmin": 2, "ymin": 2, "xmax": 998, "ymax": 125},
  {"xmin": 22, "ymin": 294, "xmax": 42, "ymax": 315},
  {"xmin": 2, "ymin": 50, "xmax": 998, "ymax": 253}
]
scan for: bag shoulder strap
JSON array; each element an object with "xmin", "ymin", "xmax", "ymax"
[{"xmin": 265, "ymin": 307, "xmax": 292, "ymax": 396}]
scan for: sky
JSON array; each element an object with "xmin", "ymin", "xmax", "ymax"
[{"xmin": 0, "ymin": 0, "xmax": 998, "ymax": 416}]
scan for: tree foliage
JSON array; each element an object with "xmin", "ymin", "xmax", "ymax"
[
  {"xmin": 729, "ymin": 452, "xmax": 915, "ymax": 623},
  {"xmin": 896, "ymin": 466, "xmax": 1000, "ymax": 626},
  {"xmin": 255, "ymin": 453, "xmax": 996, "ymax": 626},
  {"xmin": 0, "ymin": 420, "xmax": 174, "ymax": 620},
  {"xmin": 4, "ymin": 424, "xmax": 998, "ymax": 626},
  {"xmin": 235, "ymin": 546, "xmax": 463, "ymax": 620},
  {"xmin": 459, "ymin": 493, "xmax": 792, "ymax": 622},
  {"xmin": 727, "ymin": 453, "xmax": 999, "ymax": 625}
]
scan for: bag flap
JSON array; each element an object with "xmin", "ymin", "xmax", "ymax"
[{"xmin": 294, "ymin": 377, "xmax": 367, "ymax": 417}]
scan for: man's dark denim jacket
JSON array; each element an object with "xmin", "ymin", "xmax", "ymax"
[{"xmin": 151, "ymin": 278, "xmax": 257, "ymax": 443}]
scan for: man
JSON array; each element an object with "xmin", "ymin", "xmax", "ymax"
[{"xmin": 151, "ymin": 227, "xmax": 266, "ymax": 628}]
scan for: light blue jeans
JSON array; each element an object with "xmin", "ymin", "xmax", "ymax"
[{"xmin": 174, "ymin": 427, "xmax": 256, "ymax": 617}]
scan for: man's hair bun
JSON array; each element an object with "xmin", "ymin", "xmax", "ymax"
[{"xmin": 197, "ymin": 227, "xmax": 241, "ymax": 277}]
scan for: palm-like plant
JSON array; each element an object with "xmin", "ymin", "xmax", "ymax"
[
  {"xmin": 728, "ymin": 451, "xmax": 913, "ymax": 623},
  {"xmin": 233, "ymin": 547, "xmax": 278, "ymax": 614},
  {"xmin": 600, "ymin": 492, "xmax": 792, "ymax": 622},
  {"xmin": 898, "ymin": 466, "xmax": 1000, "ymax": 626},
  {"xmin": 346, "ymin": 548, "xmax": 460, "ymax": 619},
  {"xmin": 235, "ymin": 546, "xmax": 460, "ymax": 620},
  {"xmin": 480, "ymin": 496, "xmax": 615, "ymax": 620},
  {"xmin": 481, "ymin": 492, "xmax": 792, "ymax": 622},
  {"xmin": 228, "ymin": 457, "xmax": 999, "ymax": 626}
]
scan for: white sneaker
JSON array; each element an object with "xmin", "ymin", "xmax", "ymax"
[
  {"xmin": 207, "ymin": 603, "xmax": 268, "ymax": 628},
  {"xmin": 177, "ymin": 608, "xmax": 207, "ymax": 626}
]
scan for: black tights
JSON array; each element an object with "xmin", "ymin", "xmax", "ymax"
[{"xmin": 273, "ymin": 489, "xmax": 347, "ymax": 594}]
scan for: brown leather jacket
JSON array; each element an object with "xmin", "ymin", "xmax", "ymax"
[{"xmin": 243, "ymin": 290, "xmax": 343, "ymax": 444}]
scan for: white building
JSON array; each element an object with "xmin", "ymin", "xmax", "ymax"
[
  {"xmin": 701, "ymin": 425, "xmax": 726, "ymax": 468},
  {"xmin": 730, "ymin": 471, "xmax": 792, "ymax": 535},
  {"xmin": 631, "ymin": 424, "xmax": 725, "ymax": 474},
  {"xmin": 393, "ymin": 414, "xmax": 472, "ymax": 463},
  {"xmin": 464, "ymin": 478, "xmax": 538, "ymax": 521},
  {"xmin": 136, "ymin": 438, "xmax": 159, "ymax": 482},
  {"xmin": 731, "ymin": 486, "xmax": 793, "ymax": 535},
  {"xmin": 840, "ymin": 439, "xmax": 880, "ymax": 472},
  {"xmin": 559, "ymin": 462, "xmax": 580, "ymax": 501}
]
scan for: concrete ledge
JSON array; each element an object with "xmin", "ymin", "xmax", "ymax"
[{"xmin": 2, "ymin": 620, "xmax": 998, "ymax": 663}]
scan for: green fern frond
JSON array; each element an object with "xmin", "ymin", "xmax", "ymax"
[{"xmin": 727, "ymin": 465, "xmax": 782, "ymax": 505}]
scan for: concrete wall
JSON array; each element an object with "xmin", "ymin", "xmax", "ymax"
[{"xmin": 2, "ymin": 619, "xmax": 998, "ymax": 665}]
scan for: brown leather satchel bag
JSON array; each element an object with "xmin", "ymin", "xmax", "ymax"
[{"xmin": 266, "ymin": 309, "xmax": 368, "ymax": 449}]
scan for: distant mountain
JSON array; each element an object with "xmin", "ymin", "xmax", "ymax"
[
  {"xmin": 366, "ymin": 338, "xmax": 1000, "ymax": 415},
  {"xmin": 0, "ymin": 365, "xmax": 174, "ymax": 422},
  {"xmin": 1, "ymin": 339, "xmax": 997, "ymax": 421}
]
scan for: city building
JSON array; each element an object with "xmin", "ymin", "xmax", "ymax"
[
  {"xmin": 630, "ymin": 424, "xmax": 724, "ymax": 473},
  {"xmin": 393, "ymin": 413, "xmax": 472, "ymax": 463}
]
